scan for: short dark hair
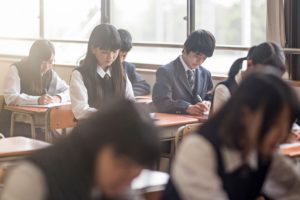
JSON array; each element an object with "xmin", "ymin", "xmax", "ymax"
[
  {"xmin": 118, "ymin": 29, "xmax": 133, "ymax": 52},
  {"xmin": 184, "ymin": 29, "xmax": 216, "ymax": 57}
]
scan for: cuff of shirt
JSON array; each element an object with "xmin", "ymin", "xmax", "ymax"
[{"xmin": 56, "ymin": 93, "xmax": 69, "ymax": 103}]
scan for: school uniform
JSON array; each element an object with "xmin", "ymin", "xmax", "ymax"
[
  {"xmin": 70, "ymin": 66, "xmax": 134, "ymax": 120},
  {"xmin": 1, "ymin": 63, "xmax": 69, "ymax": 137},
  {"xmin": 3, "ymin": 64, "xmax": 70, "ymax": 105},
  {"xmin": 152, "ymin": 56, "xmax": 213, "ymax": 114},
  {"xmin": 162, "ymin": 132, "xmax": 300, "ymax": 200},
  {"xmin": 123, "ymin": 61, "xmax": 150, "ymax": 96},
  {"xmin": 211, "ymin": 69, "xmax": 242, "ymax": 113}
]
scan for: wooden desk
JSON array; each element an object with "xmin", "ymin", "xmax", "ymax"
[
  {"xmin": 132, "ymin": 170, "xmax": 169, "ymax": 200},
  {"xmin": 0, "ymin": 137, "xmax": 50, "ymax": 188},
  {"xmin": 154, "ymin": 113, "xmax": 207, "ymax": 139},
  {"xmin": 5, "ymin": 103, "xmax": 75, "ymax": 143},
  {"xmin": 153, "ymin": 113, "xmax": 208, "ymax": 170},
  {"xmin": 0, "ymin": 137, "xmax": 49, "ymax": 159}
]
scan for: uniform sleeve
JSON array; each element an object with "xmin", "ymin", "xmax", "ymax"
[
  {"xmin": 172, "ymin": 134, "xmax": 229, "ymax": 200},
  {"xmin": 212, "ymin": 84, "xmax": 231, "ymax": 114},
  {"xmin": 1, "ymin": 162, "xmax": 47, "ymax": 200},
  {"xmin": 262, "ymin": 152, "xmax": 300, "ymax": 200},
  {"xmin": 51, "ymin": 71, "xmax": 70, "ymax": 102},
  {"xmin": 152, "ymin": 67, "xmax": 191, "ymax": 114},
  {"xmin": 69, "ymin": 70, "xmax": 98, "ymax": 120},
  {"xmin": 3, "ymin": 65, "xmax": 40, "ymax": 105}
]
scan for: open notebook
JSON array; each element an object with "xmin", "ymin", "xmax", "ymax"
[{"xmin": 19, "ymin": 102, "xmax": 71, "ymax": 108}]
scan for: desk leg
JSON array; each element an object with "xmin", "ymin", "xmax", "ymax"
[{"xmin": 9, "ymin": 112, "xmax": 16, "ymax": 137}]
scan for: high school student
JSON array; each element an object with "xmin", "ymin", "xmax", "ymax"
[
  {"xmin": 163, "ymin": 73, "xmax": 300, "ymax": 200},
  {"xmin": 152, "ymin": 29, "xmax": 215, "ymax": 115},
  {"xmin": 212, "ymin": 42, "xmax": 286, "ymax": 113},
  {"xmin": 3, "ymin": 40, "xmax": 69, "ymax": 106},
  {"xmin": 118, "ymin": 29, "xmax": 151, "ymax": 96},
  {"xmin": 1, "ymin": 100, "xmax": 159, "ymax": 200},
  {"xmin": 70, "ymin": 24, "xmax": 134, "ymax": 120}
]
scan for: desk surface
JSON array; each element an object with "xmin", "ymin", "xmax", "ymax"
[
  {"xmin": 5, "ymin": 105, "xmax": 48, "ymax": 114},
  {"xmin": 0, "ymin": 137, "xmax": 50, "ymax": 158},
  {"xmin": 280, "ymin": 142, "xmax": 300, "ymax": 157},
  {"xmin": 5, "ymin": 103, "xmax": 71, "ymax": 114},
  {"xmin": 154, "ymin": 113, "xmax": 206, "ymax": 127}
]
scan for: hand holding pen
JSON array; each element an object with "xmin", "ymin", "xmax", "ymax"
[{"xmin": 38, "ymin": 88, "xmax": 55, "ymax": 105}]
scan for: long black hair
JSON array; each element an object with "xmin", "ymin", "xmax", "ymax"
[
  {"xmin": 202, "ymin": 73, "xmax": 300, "ymax": 154},
  {"xmin": 15, "ymin": 40, "xmax": 55, "ymax": 95},
  {"xmin": 29, "ymin": 100, "xmax": 160, "ymax": 200},
  {"xmin": 80, "ymin": 24, "xmax": 126, "ymax": 99},
  {"xmin": 227, "ymin": 42, "xmax": 286, "ymax": 79}
]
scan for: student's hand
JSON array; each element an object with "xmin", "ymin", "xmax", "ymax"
[
  {"xmin": 52, "ymin": 95, "xmax": 61, "ymax": 103},
  {"xmin": 186, "ymin": 103, "xmax": 209, "ymax": 116},
  {"xmin": 38, "ymin": 94, "xmax": 55, "ymax": 105}
]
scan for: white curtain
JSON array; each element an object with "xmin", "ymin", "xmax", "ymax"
[{"xmin": 266, "ymin": 0, "xmax": 286, "ymax": 47}]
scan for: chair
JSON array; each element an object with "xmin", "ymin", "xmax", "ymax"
[
  {"xmin": 174, "ymin": 123, "xmax": 202, "ymax": 152},
  {"xmin": 45, "ymin": 104, "xmax": 77, "ymax": 143}
]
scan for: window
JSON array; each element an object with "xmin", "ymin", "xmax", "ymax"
[
  {"xmin": 44, "ymin": 0, "xmax": 100, "ymax": 40},
  {"xmin": 0, "ymin": 0, "xmax": 39, "ymax": 38},
  {"xmin": 196, "ymin": 0, "xmax": 267, "ymax": 74},
  {"xmin": 111, "ymin": 0, "xmax": 186, "ymax": 43},
  {"xmin": 0, "ymin": 0, "xmax": 267, "ymax": 75}
]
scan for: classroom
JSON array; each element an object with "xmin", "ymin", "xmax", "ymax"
[{"xmin": 1, "ymin": 0, "xmax": 300, "ymax": 200}]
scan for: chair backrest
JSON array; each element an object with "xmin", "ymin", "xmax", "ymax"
[
  {"xmin": 48, "ymin": 104, "xmax": 77, "ymax": 129},
  {"xmin": 175, "ymin": 123, "xmax": 202, "ymax": 151}
]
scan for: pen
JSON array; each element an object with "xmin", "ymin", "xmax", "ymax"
[{"xmin": 196, "ymin": 95, "xmax": 203, "ymax": 103}]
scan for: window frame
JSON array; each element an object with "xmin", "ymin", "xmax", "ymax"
[{"xmin": 0, "ymin": 0, "xmax": 299, "ymax": 74}]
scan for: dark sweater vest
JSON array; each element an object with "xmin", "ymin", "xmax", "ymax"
[
  {"xmin": 75, "ymin": 67, "xmax": 115, "ymax": 110},
  {"xmin": 162, "ymin": 126, "xmax": 272, "ymax": 200},
  {"xmin": 14, "ymin": 62, "xmax": 52, "ymax": 96}
]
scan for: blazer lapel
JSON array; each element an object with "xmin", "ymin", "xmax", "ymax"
[{"xmin": 174, "ymin": 58, "xmax": 193, "ymax": 97}]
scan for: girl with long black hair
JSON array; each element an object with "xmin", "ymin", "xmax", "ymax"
[{"xmin": 70, "ymin": 24, "xmax": 134, "ymax": 120}]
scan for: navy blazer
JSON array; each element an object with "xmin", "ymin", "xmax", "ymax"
[
  {"xmin": 152, "ymin": 57, "xmax": 213, "ymax": 114},
  {"xmin": 123, "ymin": 61, "xmax": 151, "ymax": 96}
]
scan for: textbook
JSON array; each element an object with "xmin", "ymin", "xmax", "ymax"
[{"xmin": 19, "ymin": 102, "xmax": 71, "ymax": 108}]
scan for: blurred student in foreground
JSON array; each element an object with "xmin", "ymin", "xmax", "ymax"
[
  {"xmin": 118, "ymin": 29, "xmax": 151, "ymax": 96},
  {"xmin": 1, "ymin": 100, "xmax": 160, "ymax": 200},
  {"xmin": 163, "ymin": 73, "xmax": 300, "ymax": 200}
]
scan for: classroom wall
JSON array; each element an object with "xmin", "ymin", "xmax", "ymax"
[{"xmin": 1, "ymin": 57, "xmax": 300, "ymax": 98}]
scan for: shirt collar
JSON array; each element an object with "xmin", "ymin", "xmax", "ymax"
[
  {"xmin": 179, "ymin": 55, "xmax": 196, "ymax": 73},
  {"xmin": 96, "ymin": 65, "xmax": 111, "ymax": 78},
  {"xmin": 222, "ymin": 147, "xmax": 258, "ymax": 173}
]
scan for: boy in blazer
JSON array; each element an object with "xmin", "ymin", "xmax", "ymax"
[{"xmin": 153, "ymin": 29, "xmax": 215, "ymax": 115}]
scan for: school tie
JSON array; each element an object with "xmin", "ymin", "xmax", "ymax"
[
  {"xmin": 187, "ymin": 69, "xmax": 195, "ymax": 90},
  {"xmin": 104, "ymin": 73, "xmax": 110, "ymax": 81}
]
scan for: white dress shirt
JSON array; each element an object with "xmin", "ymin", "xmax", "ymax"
[
  {"xmin": 70, "ymin": 66, "xmax": 134, "ymax": 120},
  {"xmin": 172, "ymin": 134, "xmax": 300, "ymax": 200},
  {"xmin": 212, "ymin": 69, "xmax": 243, "ymax": 113},
  {"xmin": 3, "ymin": 65, "xmax": 70, "ymax": 105}
]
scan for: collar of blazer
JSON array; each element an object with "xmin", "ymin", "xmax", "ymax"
[{"xmin": 174, "ymin": 57, "xmax": 199, "ymax": 97}]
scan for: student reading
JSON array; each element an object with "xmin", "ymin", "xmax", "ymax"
[
  {"xmin": 1, "ymin": 100, "xmax": 160, "ymax": 200},
  {"xmin": 118, "ymin": 29, "xmax": 151, "ymax": 96},
  {"xmin": 70, "ymin": 24, "xmax": 134, "ymax": 120},
  {"xmin": 212, "ymin": 42, "xmax": 286, "ymax": 113},
  {"xmin": 152, "ymin": 29, "xmax": 215, "ymax": 115},
  {"xmin": 3, "ymin": 40, "xmax": 69, "ymax": 106},
  {"xmin": 162, "ymin": 73, "xmax": 300, "ymax": 200}
]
